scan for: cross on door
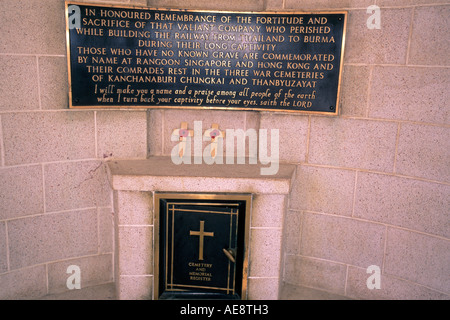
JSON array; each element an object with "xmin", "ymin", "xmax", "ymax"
[{"xmin": 189, "ymin": 220, "xmax": 214, "ymax": 261}]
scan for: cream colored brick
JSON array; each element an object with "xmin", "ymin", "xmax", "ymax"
[
  {"xmin": 0, "ymin": 222, "xmax": 7, "ymax": 273},
  {"xmin": 2, "ymin": 112, "xmax": 95, "ymax": 166},
  {"xmin": 114, "ymin": 191, "xmax": 152, "ymax": 225},
  {"xmin": 384, "ymin": 228, "xmax": 450, "ymax": 294},
  {"xmin": 117, "ymin": 275, "xmax": 153, "ymax": 300},
  {"xmin": 284, "ymin": 255, "xmax": 347, "ymax": 295},
  {"xmin": 251, "ymin": 194, "xmax": 285, "ymax": 228},
  {"xmin": 8, "ymin": 209, "xmax": 98, "ymax": 269},
  {"xmin": 97, "ymin": 111, "xmax": 147, "ymax": 159},
  {"xmin": 300, "ymin": 213, "xmax": 385, "ymax": 267},
  {"xmin": 0, "ymin": 265, "xmax": 47, "ymax": 300},
  {"xmin": 285, "ymin": 0, "xmax": 373, "ymax": 9},
  {"xmin": 346, "ymin": 266, "xmax": 449, "ymax": 300},
  {"xmin": 259, "ymin": 113, "xmax": 309, "ymax": 163},
  {"xmin": 39, "ymin": 56, "xmax": 68, "ymax": 110},
  {"xmin": 396, "ymin": 123, "xmax": 450, "ymax": 183},
  {"xmin": 47, "ymin": 254, "xmax": 113, "ymax": 294},
  {"xmin": 368, "ymin": 66, "xmax": 450, "ymax": 125},
  {"xmin": 344, "ymin": 8, "xmax": 411, "ymax": 64},
  {"xmin": 117, "ymin": 226, "xmax": 153, "ymax": 275},
  {"xmin": 339, "ymin": 65, "xmax": 370, "ymax": 117},
  {"xmin": 245, "ymin": 112, "xmax": 260, "ymax": 132},
  {"xmin": 0, "ymin": 165, "xmax": 44, "ymax": 220},
  {"xmin": 249, "ymin": 228, "xmax": 282, "ymax": 277},
  {"xmin": 147, "ymin": 0, "xmax": 265, "ymax": 11},
  {"xmin": 132, "ymin": 0, "xmax": 147, "ymax": 5},
  {"xmin": 290, "ymin": 165, "xmax": 355, "ymax": 216},
  {"xmin": 0, "ymin": 56, "xmax": 39, "ymax": 111},
  {"xmin": 265, "ymin": 0, "xmax": 284, "ymax": 10},
  {"xmin": 355, "ymin": 172, "xmax": 450, "ymax": 238},
  {"xmin": 99, "ymin": 207, "xmax": 114, "ymax": 253},
  {"xmin": 162, "ymin": 109, "xmax": 247, "ymax": 156},
  {"xmin": 44, "ymin": 160, "xmax": 111, "ymax": 212},
  {"xmin": 283, "ymin": 210, "xmax": 302, "ymax": 255},
  {"xmin": 247, "ymin": 278, "xmax": 279, "ymax": 300},
  {"xmin": 408, "ymin": 5, "xmax": 449, "ymax": 66},
  {"xmin": 309, "ymin": 117, "xmax": 397, "ymax": 172},
  {"xmin": 378, "ymin": 0, "xmax": 449, "ymax": 5},
  {"xmin": 147, "ymin": 109, "xmax": 163, "ymax": 156},
  {"xmin": 0, "ymin": 0, "xmax": 65, "ymax": 54}
]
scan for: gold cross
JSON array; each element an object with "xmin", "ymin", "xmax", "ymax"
[{"xmin": 189, "ymin": 221, "xmax": 214, "ymax": 261}]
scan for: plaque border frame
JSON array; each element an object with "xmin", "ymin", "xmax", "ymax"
[
  {"xmin": 65, "ymin": 1, "xmax": 347, "ymax": 115},
  {"xmin": 153, "ymin": 192, "xmax": 252, "ymax": 300}
]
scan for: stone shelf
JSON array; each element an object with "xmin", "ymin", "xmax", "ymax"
[{"xmin": 107, "ymin": 157, "xmax": 295, "ymax": 195}]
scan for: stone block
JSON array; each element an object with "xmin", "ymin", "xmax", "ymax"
[
  {"xmin": 0, "ymin": 55, "xmax": 39, "ymax": 111},
  {"xmin": 0, "ymin": 0, "xmax": 65, "ymax": 55},
  {"xmin": 265, "ymin": 0, "xmax": 283, "ymax": 10},
  {"xmin": 346, "ymin": 265, "xmax": 449, "ymax": 300},
  {"xmin": 344, "ymin": 8, "xmax": 411, "ymax": 64},
  {"xmin": 355, "ymin": 172, "xmax": 450, "ymax": 238},
  {"xmin": 251, "ymin": 194, "xmax": 285, "ymax": 228},
  {"xmin": 117, "ymin": 226, "xmax": 153, "ymax": 275},
  {"xmin": 162, "ymin": 109, "xmax": 247, "ymax": 157},
  {"xmin": 0, "ymin": 265, "xmax": 47, "ymax": 300},
  {"xmin": 2, "ymin": 111, "xmax": 95, "ymax": 166},
  {"xmin": 289, "ymin": 165, "xmax": 355, "ymax": 216},
  {"xmin": 309, "ymin": 117, "xmax": 398, "ymax": 172},
  {"xmin": 0, "ymin": 165, "xmax": 44, "ymax": 220},
  {"xmin": 408, "ymin": 5, "xmax": 450, "ymax": 66},
  {"xmin": 96, "ymin": 111, "xmax": 147, "ymax": 159},
  {"xmin": 0, "ymin": 222, "xmax": 7, "ymax": 273},
  {"xmin": 117, "ymin": 275, "xmax": 153, "ymax": 300},
  {"xmin": 39, "ymin": 56, "xmax": 68, "ymax": 110},
  {"xmin": 44, "ymin": 160, "xmax": 111, "ymax": 212},
  {"xmin": 284, "ymin": 255, "xmax": 347, "ymax": 295},
  {"xmin": 259, "ymin": 113, "xmax": 309, "ymax": 163},
  {"xmin": 47, "ymin": 254, "xmax": 113, "ymax": 294},
  {"xmin": 384, "ymin": 228, "xmax": 450, "ymax": 294},
  {"xmin": 368, "ymin": 66, "xmax": 450, "ymax": 125},
  {"xmin": 8, "ymin": 209, "xmax": 98, "ymax": 270},
  {"xmin": 147, "ymin": 109, "xmax": 163, "ymax": 156},
  {"xmin": 378, "ymin": 0, "xmax": 448, "ymax": 5},
  {"xmin": 283, "ymin": 210, "xmax": 302, "ymax": 255},
  {"xmin": 339, "ymin": 65, "xmax": 370, "ymax": 117},
  {"xmin": 99, "ymin": 207, "xmax": 114, "ymax": 253},
  {"xmin": 396, "ymin": 123, "xmax": 450, "ymax": 183},
  {"xmin": 249, "ymin": 228, "xmax": 282, "ymax": 278},
  {"xmin": 147, "ymin": 0, "xmax": 265, "ymax": 11},
  {"xmin": 300, "ymin": 212, "xmax": 385, "ymax": 268},
  {"xmin": 114, "ymin": 191, "xmax": 153, "ymax": 225},
  {"xmin": 285, "ymin": 0, "xmax": 373, "ymax": 9},
  {"xmin": 247, "ymin": 278, "xmax": 279, "ymax": 300}
]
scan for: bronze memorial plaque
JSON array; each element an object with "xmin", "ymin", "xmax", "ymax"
[
  {"xmin": 154, "ymin": 193, "xmax": 251, "ymax": 300},
  {"xmin": 65, "ymin": 2, "xmax": 347, "ymax": 114}
]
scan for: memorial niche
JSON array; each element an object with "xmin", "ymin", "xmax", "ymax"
[
  {"xmin": 155, "ymin": 194, "xmax": 251, "ymax": 300},
  {"xmin": 66, "ymin": 2, "xmax": 347, "ymax": 114}
]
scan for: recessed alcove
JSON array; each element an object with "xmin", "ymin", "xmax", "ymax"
[{"xmin": 107, "ymin": 156, "xmax": 295, "ymax": 300}]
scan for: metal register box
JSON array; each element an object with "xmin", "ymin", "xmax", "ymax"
[{"xmin": 154, "ymin": 193, "xmax": 252, "ymax": 300}]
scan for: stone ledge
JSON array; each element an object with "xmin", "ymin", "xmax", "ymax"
[{"xmin": 107, "ymin": 157, "xmax": 295, "ymax": 194}]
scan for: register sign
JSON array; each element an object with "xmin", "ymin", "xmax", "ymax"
[{"xmin": 65, "ymin": 2, "xmax": 347, "ymax": 114}]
